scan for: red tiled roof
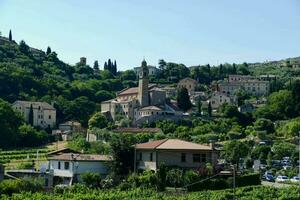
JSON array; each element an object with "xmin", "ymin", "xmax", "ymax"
[
  {"xmin": 135, "ymin": 139, "xmax": 213, "ymax": 150},
  {"xmin": 135, "ymin": 139, "xmax": 168, "ymax": 149},
  {"xmin": 113, "ymin": 128, "xmax": 162, "ymax": 133}
]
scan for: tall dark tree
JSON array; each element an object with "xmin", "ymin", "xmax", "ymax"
[
  {"xmin": 28, "ymin": 104, "xmax": 34, "ymax": 126},
  {"xmin": 197, "ymin": 100, "xmax": 202, "ymax": 115},
  {"xmin": 107, "ymin": 59, "xmax": 112, "ymax": 72},
  {"xmin": 19, "ymin": 40, "xmax": 30, "ymax": 55},
  {"xmin": 104, "ymin": 62, "xmax": 108, "ymax": 70},
  {"xmin": 177, "ymin": 87, "xmax": 192, "ymax": 112},
  {"xmin": 9, "ymin": 30, "xmax": 12, "ymax": 41},
  {"xmin": 93, "ymin": 60, "xmax": 99, "ymax": 71},
  {"xmin": 112, "ymin": 60, "xmax": 117, "ymax": 75},
  {"xmin": 208, "ymin": 101, "xmax": 212, "ymax": 117},
  {"xmin": 46, "ymin": 46, "xmax": 52, "ymax": 55},
  {"xmin": 232, "ymin": 63, "xmax": 237, "ymax": 74},
  {"xmin": 158, "ymin": 59, "xmax": 167, "ymax": 70}
]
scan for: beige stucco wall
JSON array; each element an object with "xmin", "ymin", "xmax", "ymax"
[{"xmin": 136, "ymin": 150, "xmax": 218, "ymax": 172}]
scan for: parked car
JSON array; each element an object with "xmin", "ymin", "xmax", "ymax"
[
  {"xmin": 262, "ymin": 174, "xmax": 275, "ymax": 182},
  {"xmin": 290, "ymin": 176, "xmax": 300, "ymax": 183},
  {"xmin": 276, "ymin": 175, "xmax": 289, "ymax": 183},
  {"xmin": 259, "ymin": 164, "xmax": 267, "ymax": 170}
]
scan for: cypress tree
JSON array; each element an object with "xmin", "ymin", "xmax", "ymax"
[
  {"xmin": 107, "ymin": 59, "xmax": 112, "ymax": 72},
  {"xmin": 29, "ymin": 104, "xmax": 34, "ymax": 126},
  {"xmin": 208, "ymin": 102, "xmax": 212, "ymax": 117},
  {"xmin": 104, "ymin": 62, "xmax": 108, "ymax": 70},
  {"xmin": 46, "ymin": 46, "xmax": 52, "ymax": 55},
  {"xmin": 93, "ymin": 60, "xmax": 99, "ymax": 71},
  {"xmin": 9, "ymin": 30, "xmax": 12, "ymax": 41},
  {"xmin": 197, "ymin": 100, "xmax": 202, "ymax": 115},
  {"xmin": 177, "ymin": 87, "xmax": 192, "ymax": 112},
  {"xmin": 113, "ymin": 60, "xmax": 117, "ymax": 75}
]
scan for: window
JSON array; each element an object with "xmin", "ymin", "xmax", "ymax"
[
  {"xmin": 181, "ymin": 153, "xmax": 186, "ymax": 162},
  {"xmin": 58, "ymin": 161, "xmax": 61, "ymax": 169},
  {"xmin": 150, "ymin": 153, "xmax": 153, "ymax": 161},
  {"xmin": 64, "ymin": 162, "xmax": 70, "ymax": 170},
  {"xmin": 139, "ymin": 152, "xmax": 143, "ymax": 161},
  {"xmin": 201, "ymin": 154, "xmax": 206, "ymax": 162},
  {"xmin": 193, "ymin": 154, "xmax": 201, "ymax": 163},
  {"xmin": 49, "ymin": 115, "xmax": 51, "ymax": 119}
]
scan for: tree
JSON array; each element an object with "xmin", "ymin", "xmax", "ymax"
[
  {"xmin": 208, "ymin": 102, "xmax": 212, "ymax": 117},
  {"xmin": 267, "ymin": 152, "xmax": 272, "ymax": 167},
  {"xmin": 221, "ymin": 140, "xmax": 250, "ymax": 167},
  {"xmin": 104, "ymin": 62, "xmax": 108, "ymax": 70},
  {"xmin": 197, "ymin": 100, "xmax": 202, "ymax": 116},
  {"xmin": 9, "ymin": 29, "xmax": 12, "ymax": 41},
  {"xmin": 88, "ymin": 112, "xmax": 108, "ymax": 130},
  {"xmin": 112, "ymin": 60, "xmax": 117, "ymax": 75},
  {"xmin": 93, "ymin": 60, "xmax": 99, "ymax": 71},
  {"xmin": 254, "ymin": 118, "xmax": 275, "ymax": 134},
  {"xmin": 81, "ymin": 172, "xmax": 102, "ymax": 188},
  {"xmin": 158, "ymin": 59, "xmax": 167, "ymax": 70},
  {"xmin": 28, "ymin": 104, "xmax": 34, "ymax": 126},
  {"xmin": 177, "ymin": 87, "xmax": 192, "ymax": 112},
  {"xmin": 107, "ymin": 59, "xmax": 112, "ymax": 72},
  {"xmin": 0, "ymin": 99, "xmax": 23, "ymax": 148},
  {"xmin": 18, "ymin": 124, "xmax": 48, "ymax": 147},
  {"xmin": 110, "ymin": 134, "xmax": 135, "ymax": 175},
  {"xmin": 19, "ymin": 40, "xmax": 30, "ymax": 55},
  {"xmin": 271, "ymin": 142, "xmax": 295, "ymax": 160},
  {"xmin": 121, "ymin": 70, "xmax": 136, "ymax": 81},
  {"xmin": 46, "ymin": 46, "xmax": 51, "ymax": 55}
]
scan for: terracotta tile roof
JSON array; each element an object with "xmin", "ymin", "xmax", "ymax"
[
  {"xmin": 178, "ymin": 77, "xmax": 197, "ymax": 84},
  {"xmin": 117, "ymin": 84, "xmax": 157, "ymax": 96},
  {"xmin": 139, "ymin": 105, "xmax": 162, "ymax": 111},
  {"xmin": 13, "ymin": 100, "xmax": 55, "ymax": 110},
  {"xmin": 135, "ymin": 139, "xmax": 212, "ymax": 150},
  {"xmin": 48, "ymin": 153, "xmax": 113, "ymax": 161},
  {"xmin": 135, "ymin": 139, "xmax": 168, "ymax": 149},
  {"xmin": 113, "ymin": 128, "xmax": 162, "ymax": 133}
]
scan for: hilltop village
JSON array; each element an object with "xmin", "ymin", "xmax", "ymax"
[{"xmin": 1, "ymin": 30, "xmax": 300, "ymax": 196}]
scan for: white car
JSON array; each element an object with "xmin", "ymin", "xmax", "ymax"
[
  {"xmin": 276, "ymin": 175, "xmax": 289, "ymax": 183},
  {"xmin": 290, "ymin": 176, "xmax": 300, "ymax": 183}
]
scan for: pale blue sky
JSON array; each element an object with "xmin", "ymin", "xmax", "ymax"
[{"xmin": 0, "ymin": 0, "xmax": 300, "ymax": 70}]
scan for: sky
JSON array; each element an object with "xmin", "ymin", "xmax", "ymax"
[{"xmin": 0, "ymin": 0, "xmax": 300, "ymax": 70}]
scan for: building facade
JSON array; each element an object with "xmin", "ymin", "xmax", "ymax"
[
  {"xmin": 134, "ymin": 65, "xmax": 160, "ymax": 77},
  {"xmin": 177, "ymin": 77, "xmax": 198, "ymax": 95},
  {"xmin": 134, "ymin": 139, "xmax": 218, "ymax": 172},
  {"xmin": 218, "ymin": 75, "xmax": 270, "ymax": 96},
  {"xmin": 48, "ymin": 153, "xmax": 112, "ymax": 185},
  {"xmin": 12, "ymin": 101, "xmax": 56, "ymax": 129},
  {"xmin": 209, "ymin": 91, "xmax": 236, "ymax": 109}
]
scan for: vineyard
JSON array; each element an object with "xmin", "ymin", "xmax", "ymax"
[{"xmin": 1, "ymin": 185, "xmax": 300, "ymax": 200}]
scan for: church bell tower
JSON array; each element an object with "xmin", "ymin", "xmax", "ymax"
[{"xmin": 138, "ymin": 59, "xmax": 149, "ymax": 107}]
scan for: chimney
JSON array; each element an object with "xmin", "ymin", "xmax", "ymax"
[{"xmin": 209, "ymin": 140, "xmax": 215, "ymax": 150}]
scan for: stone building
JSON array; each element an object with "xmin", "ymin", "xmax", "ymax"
[
  {"xmin": 208, "ymin": 91, "xmax": 237, "ymax": 109},
  {"xmin": 177, "ymin": 77, "xmax": 198, "ymax": 95},
  {"xmin": 12, "ymin": 101, "xmax": 56, "ymax": 129},
  {"xmin": 218, "ymin": 75, "xmax": 270, "ymax": 96},
  {"xmin": 134, "ymin": 139, "xmax": 218, "ymax": 172},
  {"xmin": 101, "ymin": 60, "xmax": 184, "ymax": 126}
]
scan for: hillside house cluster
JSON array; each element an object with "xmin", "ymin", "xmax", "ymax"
[
  {"xmin": 101, "ymin": 60, "xmax": 185, "ymax": 126},
  {"xmin": 38, "ymin": 139, "xmax": 218, "ymax": 187}
]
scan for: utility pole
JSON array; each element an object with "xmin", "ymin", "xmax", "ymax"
[{"xmin": 232, "ymin": 164, "xmax": 236, "ymax": 200}]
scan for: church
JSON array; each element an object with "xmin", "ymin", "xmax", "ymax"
[{"xmin": 101, "ymin": 60, "xmax": 184, "ymax": 126}]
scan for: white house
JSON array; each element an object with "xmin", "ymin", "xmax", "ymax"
[
  {"xmin": 134, "ymin": 139, "xmax": 218, "ymax": 172},
  {"xmin": 48, "ymin": 153, "xmax": 113, "ymax": 185},
  {"xmin": 12, "ymin": 101, "xmax": 56, "ymax": 129}
]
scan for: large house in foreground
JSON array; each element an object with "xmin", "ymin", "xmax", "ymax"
[
  {"xmin": 12, "ymin": 101, "xmax": 56, "ymax": 129},
  {"xmin": 48, "ymin": 153, "xmax": 112, "ymax": 185},
  {"xmin": 101, "ymin": 60, "xmax": 185, "ymax": 126},
  {"xmin": 134, "ymin": 139, "xmax": 218, "ymax": 172}
]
